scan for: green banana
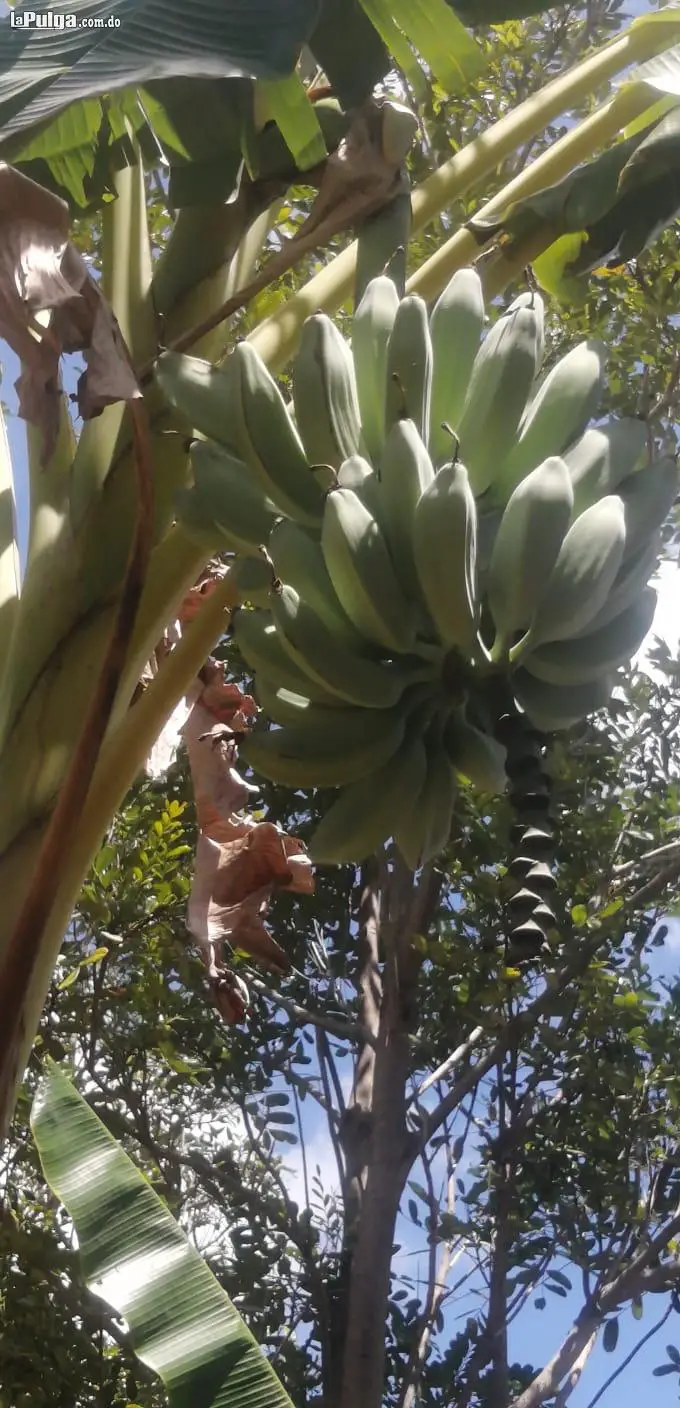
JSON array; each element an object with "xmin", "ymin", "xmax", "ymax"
[
  {"xmin": 271, "ymin": 583, "xmax": 424, "ymax": 708},
  {"xmin": 338, "ymin": 454, "xmax": 382, "ymax": 517},
  {"xmin": 177, "ymin": 441, "xmax": 278, "ymax": 556},
  {"xmin": 385, "ymin": 294, "xmax": 433, "ymax": 440},
  {"xmin": 456, "ymin": 291, "xmax": 544, "ymax": 496},
  {"xmin": 522, "ymin": 586, "xmax": 657, "ymax": 686},
  {"xmin": 231, "ymin": 554, "xmax": 275, "ymax": 607},
  {"xmin": 413, "ymin": 461, "xmax": 478, "ymax": 654},
  {"xmin": 232, "ymin": 609, "xmax": 341, "ymax": 702},
  {"xmin": 268, "ymin": 516, "xmax": 369, "ymax": 651},
  {"xmin": 521, "ymin": 494, "xmax": 626, "ymax": 648},
  {"xmin": 575, "ymin": 533, "xmax": 660, "ymax": 635},
  {"xmin": 428, "ymin": 266, "xmax": 485, "ymax": 465},
  {"xmin": 513, "ymin": 670, "xmax": 614, "ymax": 731},
  {"xmin": 240, "ymin": 705, "xmax": 407, "ymax": 788},
  {"xmin": 395, "ymin": 721, "xmax": 457, "ymax": 867},
  {"xmin": 321, "ymin": 484, "xmax": 417, "ymax": 652},
  {"xmin": 488, "ymin": 457, "xmax": 574, "ymax": 655},
  {"xmin": 564, "ymin": 417, "xmax": 648, "ymax": 516},
  {"xmin": 293, "ymin": 314, "xmax": 361, "ymax": 469},
  {"xmin": 155, "ymin": 351, "xmax": 233, "ymax": 445},
  {"xmin": 496, "ymin": 339, "xmax": 607, "ymax": 500},
  {"xmin": 309, "ymin": 732, "xmax": 428, "ymax": 864},
  {"xmin": 618, "ymin": 457, "xmax": 679, "ymax": 557},
  {"xmin": 427, "ymin": 264, "xmax": 487, "ymax": 461},
  {"xmin": 352, "ymin": 275, "xmax": 400, "ymax": 464},
  {"xmin": 420, "ymin": 732, "xmax": 458, "ymax": 861},
  {"xmin": 157, "ymin": 346, "xmax": 324, "ymax": 527},
  {"xmin": 378, "ymin": 418, "xmax": 434, "ymax": 601},
  {"xmin": 444, "ymin": 713, "xmax": 508, "ymax": 794},
  {"xmin": 254, "ymin": 676, "xmax": 361, "ymax": 726}
]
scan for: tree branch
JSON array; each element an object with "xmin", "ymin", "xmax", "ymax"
[
  {"xmin": 421, "ymin": 901, "xmax": 654, "ymax": 1149},
  {"xmin": 583, "ymin": 1303, "xmax": 674, "ymax": 1408},
  {"xmin": 413, "ymin": 1026, "xmax": 485, "ymax": 1102},
  {"xmin": 555, "ymin": 1330, "xmax": 598, "ymax": 1408},
  {"xmin": 316, "ymin": 1027, "xmax": 346, "ymax": 1197},
  {"xmin": 249, "ymin": 976, "xmax": 375, "ymax": 1047},
  {"xmin": 510, "ymin": 1207, "xmax": 680, "ymax": 1408},
  {"xmin": 397, "ymin": 1152, "xmax": 460, "ymax": 1408}
]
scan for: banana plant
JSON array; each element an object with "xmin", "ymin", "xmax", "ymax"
[
  {"xmin": 31, "ymin": 1064, "xmax": 295, "ymax": 1407},
  {"xmin": 1, "ymin": 0, "xmax": 680, "ymax": 1144}
]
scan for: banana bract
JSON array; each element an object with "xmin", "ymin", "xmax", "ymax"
[{"xmin": 156, "ymin": 268, "xmax": 678, "ymax": 870}]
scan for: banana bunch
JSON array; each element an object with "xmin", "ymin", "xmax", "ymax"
[{"xmin": 155, "ymin": 266, "xmax": 678, "ymax": 871}]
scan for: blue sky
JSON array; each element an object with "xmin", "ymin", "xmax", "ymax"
[{"xmin": 3, "ymin": 0, "xmax": 680, "ymax": 1402}]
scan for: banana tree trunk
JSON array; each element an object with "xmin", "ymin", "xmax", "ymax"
[{"xmin": 0, "ymin": 155, "xmax": 282, "ymax": 1136}]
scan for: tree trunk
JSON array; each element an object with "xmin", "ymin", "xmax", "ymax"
[
  {"xmin": 337, "ymin": 862, "xmax": 439, "ymax": 1408},
  {"xmin": 338, "ymin": 1006, "xmax": 415, "ymax": 1408}
]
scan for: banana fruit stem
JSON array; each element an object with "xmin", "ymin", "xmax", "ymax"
[
  {"xmin": 249, "ymin": 19, "xmax": 680, "ymax": 374},
  {"xmin": 508, "ymin": 631, "xmax": 533, "ymax": 667},
  {"xmin": 409, "ymin": 83, "xmax": 658, "ymax": 303}
]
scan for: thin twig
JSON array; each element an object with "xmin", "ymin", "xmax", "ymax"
[
  {"xmin": 413, "ymin": 1027, "xmax": 485, "ymax": 1102},
  {"xmin": 612, "ymin": 838, "xmax": 680, "ymax": 879},
  {"xmin": 316, "ymin": 1028, "xmax": 346, "ymax": 1194},
  {"xmin": 292, "ymin": 1079, "xmax": 310, "ymax": 1214},
  {"xmin": 582, "ymin": 1302, "xmax": 674, "ymax": 1408},
  {"xmin": 318, "ymin": 1027, "xmax": 347, "ymax": 1118}
]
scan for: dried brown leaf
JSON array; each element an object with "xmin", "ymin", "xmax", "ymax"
[
  {"xmin": 188, "ymin": 832, "xmax": 290, "ymax": 973},
  {"xmin": 141, "ymin": 574, "xmax": 314, "ymax": 1021},
  {"xmin": 0, "ymin": 165, "xmax": 140, "ymax": 461},
  {"xmin": 297, "ymin": 102, "xmax": 409, "ymax": 246},
  {"xmin": 212, "ymin": 969, "xmax": 250, "ymax": 1025}
]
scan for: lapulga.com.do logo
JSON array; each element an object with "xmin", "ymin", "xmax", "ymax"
[{"xmin": 9, "ymin": 9, "xmax": 121, "ymax": 26}]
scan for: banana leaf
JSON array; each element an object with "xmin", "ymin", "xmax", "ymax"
[
  {"xmin": 31, "ymin": 1065, "xmax": 295, "ymax": 1408},
  {"xmin": 469, "ymin": 97, "xmax": 680, "ymax": 300},
  {"xmin": 0, "ymin": 0, "xmax": 318, "ymax": 138},
  {"xmin": 0, "ymin": 0, "xmax": 486, "ymax": 211}
]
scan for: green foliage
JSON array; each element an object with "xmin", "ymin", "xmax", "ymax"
[
  {"xmin": 5, "ymin": 4, "xmax": 680, "ymax": 1407},
  {"xmin": 0, "ymin": 0, "xmax": 483, "ymax": 211},
  {"xmin": 6, "ymin": 650, "xmax": 680, "ymax": 1404},
  {"xmin": 31, "ymin": 1066, "xmax": 294, "ymax": 1408}
]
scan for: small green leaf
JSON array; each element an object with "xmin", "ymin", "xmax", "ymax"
[
  {"xmin": 548, "ymin": 1269, "xmax": 572, "ymax": 1290},
  {"xmin": 257, "ymin": 73, "xmax": 327, "ymax": 171},
  {"xmin": 57, "ymin": 967, "xmax": 81, "ymax": 990},
  {"xmin": 80, "ymin": 947, "xmax": 109, "ymax": 966}
]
